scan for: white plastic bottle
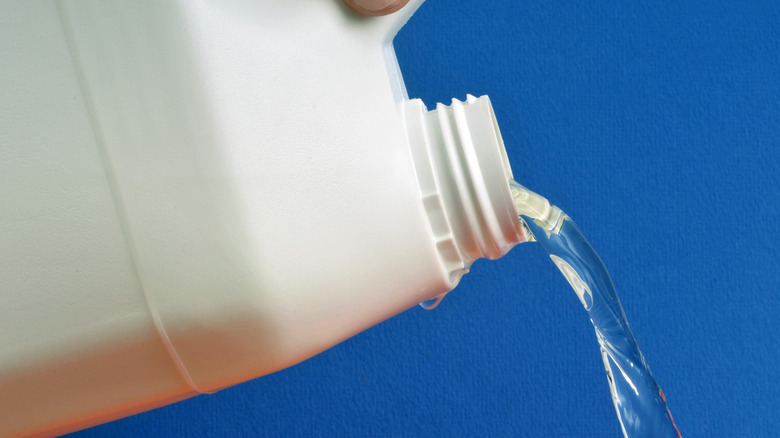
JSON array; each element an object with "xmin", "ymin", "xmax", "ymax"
[{"xmin": 0, "ymin": 1, "xmax": 526, "ymax": 436}]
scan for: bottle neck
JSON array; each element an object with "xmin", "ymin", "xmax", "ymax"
[{"xmin": 404, "ymin": 95, "xmax": 527, "ymax": 284}]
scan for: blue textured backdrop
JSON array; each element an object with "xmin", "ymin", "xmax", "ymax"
[{"xmin": 68, "ymin": 1, "xmax": 779, "ymax": 436}]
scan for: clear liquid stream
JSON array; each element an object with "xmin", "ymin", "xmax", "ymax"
[{"xmin": 510, "ymin": 181, "xmax": 681, "ymax": 438}]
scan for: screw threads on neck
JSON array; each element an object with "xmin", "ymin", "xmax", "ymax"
[{"xmin": 405, "ymin": 95, "xmax": 524, "ymax": 284}]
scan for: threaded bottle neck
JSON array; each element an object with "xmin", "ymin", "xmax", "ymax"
[{"xmin": 405, "ymin": 95, "xmax": 526, "ymax": 283}]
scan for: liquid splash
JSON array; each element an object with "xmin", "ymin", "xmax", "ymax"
[{"xmin": 511, "ymin": 181, "xmax": 681, "ymax": 438}]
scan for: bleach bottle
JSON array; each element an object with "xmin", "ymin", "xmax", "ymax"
[{"xmin": 0, "ymin": 1, "xmax": 526, "ymax": 435}]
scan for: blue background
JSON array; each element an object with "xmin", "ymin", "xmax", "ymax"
[{"xmin": 69, "ymin": 1, "xmax": 779, "ymax": 436}]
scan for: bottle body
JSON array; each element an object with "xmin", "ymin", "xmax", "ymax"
[{"xmin": 0, "ymin": 1, "xmax": 523, "ymax": 436}]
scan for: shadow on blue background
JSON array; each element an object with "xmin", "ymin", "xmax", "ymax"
[{"xmin": 69, "ymin": 1, "xmax": 779, "ymax": 436}]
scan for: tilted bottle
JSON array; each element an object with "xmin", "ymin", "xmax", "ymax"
[{"xmin": 0, "ymin": 1, "xmax": 526, "ymax": 436}]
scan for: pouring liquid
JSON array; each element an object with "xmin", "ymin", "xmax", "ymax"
[{"xmin": 510, "ymin": 181, "xmax": 681, "ymax": 437}]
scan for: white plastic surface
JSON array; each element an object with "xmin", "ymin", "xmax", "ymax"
[{"xmin": 0, "ymin": 1, "xmax": 522, "ymax": 436}]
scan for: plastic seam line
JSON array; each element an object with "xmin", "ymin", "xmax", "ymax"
[{"xmin": 55, "ymin": 0, "xmax": 204, "ymax": 396}]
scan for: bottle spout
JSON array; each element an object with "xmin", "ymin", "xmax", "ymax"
[{"xmin": 404, "ymin": 94, "xmax": 531, "ymax": 302}]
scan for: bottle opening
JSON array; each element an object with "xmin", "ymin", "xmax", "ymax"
[{"xmin": 404, "ymin": 95, "xmax": 526, "ymax": 291}]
